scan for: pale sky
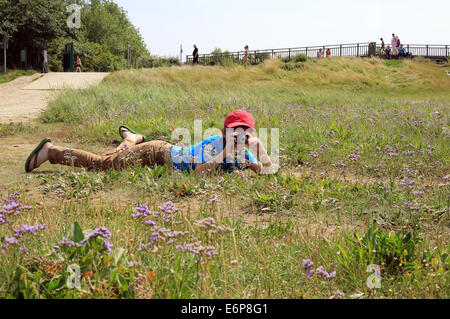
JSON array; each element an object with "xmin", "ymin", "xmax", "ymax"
[{"xmin": 113, "ymin": 0, "xmax": 450, "ymax": 58}]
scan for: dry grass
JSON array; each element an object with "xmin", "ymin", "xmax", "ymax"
[{"xmin": 105, "ymin": 57, "xmax": 450, "ymax": 95}]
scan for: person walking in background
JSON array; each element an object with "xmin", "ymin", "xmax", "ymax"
[
  {"xmin": 391, "ymin": 33, "xmax": 398, "ymax": 55},
  {"xmin": 396, "ymin": 36, "xmax": 401, "ymax": 52},
  {"xmin": 380, "ymin": 38, "xmax": 385, "ymax": 54},
  {"xmin": 40, "ymin": 50, "xmax": 47, "ymax": 73},
  {"xmin": 193, "ymin": 45, "xmax": 199, "ymax": 65},
  {"xmin": 243, "ymin": 45, "xmax": 249, "ymax": 63},
  {"xmin": 326, "ymin": 48, "xmax": 331, "ymax": 58},
  {"xmin": 75, "ymin": 55, "xmax": 82, "ymax": 72}
]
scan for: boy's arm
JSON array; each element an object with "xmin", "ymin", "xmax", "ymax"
[
  {"xmin": 194, "ymin": 148, "xmax": 227, "ymax": 175},
  {"xmin": 247, "ymin": 136, "xmax": 275, "ymax": 174},
  {"xmin": 194, "ymin": 162, "xmax": 221, "ymax": 174}
]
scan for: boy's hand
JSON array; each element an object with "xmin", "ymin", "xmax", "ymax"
[{"xmin": 245, "ymin": 129, "xmax": 260, "ymax": 152}]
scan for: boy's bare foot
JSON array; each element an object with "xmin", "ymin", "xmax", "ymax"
[
  {"xmin": 121, "ymin": 130, "xmax": 144, "ymax": 144},
  {"xmin": 28, "ymin": 142, "xmax": 51, "ymax": 172}
]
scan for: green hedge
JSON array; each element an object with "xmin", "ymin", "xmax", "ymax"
[{"xmin": 47, "ymin": 38, "xmax": 126, "ymax": 72}]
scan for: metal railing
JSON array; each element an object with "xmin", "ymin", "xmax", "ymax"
[{"xmin": 186, "ymin": 42, "xmax": 449, "ymax": 64}]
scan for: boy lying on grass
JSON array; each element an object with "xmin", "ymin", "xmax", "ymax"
[{"xmin": 25, "ymin": 110, "xmax": 275, "ymax": 175}]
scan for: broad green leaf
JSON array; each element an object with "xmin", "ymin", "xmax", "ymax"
[
  {"xmin": 47, "ymin": 278, "xmax": 61, "ymax": 291},
  {"xmin": 113, "ymin": 248, "xmax": 126, "ymax": 265},
  {"xmin": 70, "ymin": 222, "xmax": 84, "ymax": 243}
]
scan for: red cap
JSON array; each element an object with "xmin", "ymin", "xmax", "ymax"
[{"xmin": 224, "ymin": 110, "xmax": 255, "ymax": 129}]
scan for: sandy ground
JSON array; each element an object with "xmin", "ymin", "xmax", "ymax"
[
  {"xmin": 0, "ymin": 72, "xmax": 109, "ymax": 190},
  {"xmin": 23, "ymin": 72, "xmax": 110, "ymax": 90},
  {"xmin": 0, "ymin": 74, "xmax": 52, "ymax": 124},
  {"xmin": 0, "ymin": 72, "xmax": 109, "ymax": 124}
]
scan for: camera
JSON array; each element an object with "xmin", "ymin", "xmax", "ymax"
[{"xmin": 235, "ymin": 134, "xmax": 249, "ymax": 145}]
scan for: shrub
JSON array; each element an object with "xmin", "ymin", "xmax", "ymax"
[
  {"xmin": 294, "ymin": 54, "xmax": 308, "ymax": 62},
  {"xmin": 251, "ymin": 52, "xmax": 271, "ymax": 65},
  {"xmin": 136, "ymin": 55, "xmax": 153, "ymax": 68},
  {"xmin": 281, "ymin": 62, "xmax": 304, "ymax": 71},
  {"xmin": 337, "ymin": 225, "xmax": 421, "ymax": 276},
  {"xmin": 47, "ymin": 37, "xmax": 125, "ymax": 72},
  {"xmin": 152, "ymin": 57, "xmax": 180, "ymax": 68}
]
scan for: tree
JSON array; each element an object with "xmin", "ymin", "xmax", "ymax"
[
  {"xmin": 81, "ymin": 0, "xmax": 148, "ymax": 65},
  {"xmin": 0, "ymin": 0, "xmax": 19, "ymax": 39},
  {"xmin": 0, "ymin": 0, "xmax": 149, "ymax": 71}
]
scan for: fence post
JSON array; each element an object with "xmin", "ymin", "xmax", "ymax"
[
  {"xmin": 272, "ymin": 49, "xmax": 274, "ymax": 59},
  {"xmin": 288, "ymin": 48, "xmax": 291, "ymax": 60},
  {"xmin": 340, "ymin": 45, "xmax": 342, "ymax": 57},
  {"xmin": 445, "ymin": 45, "xmax": 448, "ymax": 57},
  {"xmin": 426, "ymin": 45, "xmax": 429, "ymax": 57},
  {"xmin": 305, "ymin": 47, "xmax": 308, "ymax": 58},
  {"xmin": 357, "ymin": 43, "xmax": 359, "ymax": 56}
]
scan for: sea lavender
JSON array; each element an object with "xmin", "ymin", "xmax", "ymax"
[
  {"xmin": 102, "ymin": 240, "xmax": 114, "ymax": 255},
  {"xmin": 196, "ymin": 217, "xmax": 233, "ymax": 233},
  {"xmin": 316, "ymin": 266, "xmax": 337, "ymax": 279},
  {"xmin": 302, "ymin": 259, "xmax": 314, "ymax": 270},
  {"xmin": 13, "ymin": 224, "xmax": 47, "ymax": 239},
  {"xmin": 81, "ymin": 226, "xmax": 111, "ymax": 244}
]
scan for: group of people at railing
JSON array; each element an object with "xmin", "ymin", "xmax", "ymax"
[
  {"xmin": 192, "ymin": 44, "xmax": 251, "ymax": 64},
  {"xmin": 191, "ymin": 37, "xmax": 423, "ymax": 64},
  {"xmin": 317, "ymin": 48, "xmax": 331, "ymax": 58},
  {"xmin": 380, "ymin": 34, "xmax": 412, "ymax": 59}
]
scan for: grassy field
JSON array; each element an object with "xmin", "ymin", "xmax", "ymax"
[
  {"xmin": 0, "ymin": 70, "xmax": 37, "ymax": 84},
  {"xmin": 0, "ymin": 57, "xmax": 449, "ymax": 299}
]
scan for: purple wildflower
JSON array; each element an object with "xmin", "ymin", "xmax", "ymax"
[
  {"xmin": 316, "ymin": 266, "xmax": 337, "ymax": 279},
  {"xmin": 302, "ymin": 259, "xmax": 314, "ymax": 270},
  {"xmin": 144, "ymin": 220, "xmax": 156, "ymax": 226},
  {"xmin": 159, "ymin": 201, "xmax": 178, "ymax": 214},
  {"xmin": 54, "ymin": 189, "xmax": 65, "ymax": 198},
  {"xmin": 5, "ymin": 237, "xmax": 19, "ymax": 245},
  {"xmin": 58, "ymin": 237, "xmax": 82, "ymax": 248},
  {"xmin": 13, "ymin": 224, "xmax": 46, "ymax": 238},
  {"xmin": 131, "ymin": 204, "xmax": 156, "ymax": 218},
  {"xmin": 81, "ymin": 226, "xmax": 111, "ymax": 244},
  {"xmin": 102, "ymin": 240, "xmax": 113, "ymax": 255},
  {"xmin": 208, "ymin": 194, "xmax": 220, "ymax": 203},
  {"xmin": 399, "ymin": 177, "xmax": 414, "ymax": 188}
]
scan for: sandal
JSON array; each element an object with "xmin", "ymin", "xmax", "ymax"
[
  {"xmin": 119, "ymin": 125, "xmax": 147, "ymax": 143},
  {"xmin": 25, "ymin": 138, "xmax": 51, "ymax": 173}
]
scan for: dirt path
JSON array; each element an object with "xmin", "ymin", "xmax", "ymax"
[
  {"xmin": 0, "ymin": 72, "xmax": 109, "ymax": 190},
  {"xmin": 0, "ymin": 74, "xmax": 53, "ymax": 124},
  {"xmin": 0, "ymin": 72, "xmax": 109, "ymax": 124}
]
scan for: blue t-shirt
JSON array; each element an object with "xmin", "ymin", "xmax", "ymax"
[{"xmin": 170, "ymin": 135, "xmax": 257, "ymax": 172}]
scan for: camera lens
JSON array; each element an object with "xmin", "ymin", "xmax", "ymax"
[{"xmin": 236, "ymin": 134, "xmax": 248, "ymax": 144}]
